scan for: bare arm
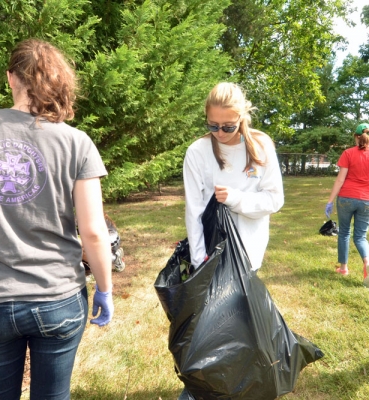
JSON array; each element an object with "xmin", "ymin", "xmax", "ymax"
[
  {"xmin": 73, "ymin": 177, "xmax": 112, "ymax": 292},
  {"xmin": 328, "ymin": 167, "xmax": 348, "ymax": 203}
]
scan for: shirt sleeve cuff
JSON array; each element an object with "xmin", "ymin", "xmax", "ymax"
[{"xmin": 224, "ymin": 187, "xmax": 241, "ymax": 208}]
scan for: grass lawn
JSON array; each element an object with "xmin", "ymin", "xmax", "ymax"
[{"xmin": 22, "ymin": 176, "xmax": 369, "ymax": 399}]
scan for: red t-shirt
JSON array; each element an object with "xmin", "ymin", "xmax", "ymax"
[{"xmin": 338, "ymin": 146, "xmax": 369, "ymax": 200}]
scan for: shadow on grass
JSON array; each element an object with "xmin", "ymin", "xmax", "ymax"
[{"xmin": 72, "ymin": 386, "xmax": 182, "ymax": 400}]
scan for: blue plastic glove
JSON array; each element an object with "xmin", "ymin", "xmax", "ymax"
[
  {"xmin": 325, "ymin": 202, "xmax": 333, "ymax": 219},
  {"xmin": 90, "ymin": 285, "xmax": 114, "ymax": 327}
]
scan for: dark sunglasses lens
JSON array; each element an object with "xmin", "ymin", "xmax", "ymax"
[
  {"xmin": 222, "ymin": 126, "xmax": 237, "ymax": 133},
  {"xmin": 205, "ymin": 124, "xmax": 219, "ymax": 132}
]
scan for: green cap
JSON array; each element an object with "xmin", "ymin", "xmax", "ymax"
[{"xmin": 355, "ymin": 123, "xmax": 369, "ymax": 134}]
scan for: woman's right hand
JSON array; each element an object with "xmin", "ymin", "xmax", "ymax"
[
  {"xmin": 214, "ymin": 185, "xmax": 229, "ymax": 203},
  {"xmin": 325, "ymin": 202, "xmax": 333, "ymax": 219},
  {"xmin": 90, "ymin": 285, "xmax": 114, "ymax": 326}
]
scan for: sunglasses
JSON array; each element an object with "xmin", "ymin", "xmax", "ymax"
[{"xmin": 205, "ymin": 116, "xmax": 240, "ymax": 133}]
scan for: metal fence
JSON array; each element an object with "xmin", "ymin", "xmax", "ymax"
[{"xmin": 277, "ymin": 153, "xmax": 338, "ymax": 176}]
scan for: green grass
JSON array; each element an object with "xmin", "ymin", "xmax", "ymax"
[
  {"xmin": 21, "ymin": 177, "xmax": 369, "ymax": 399},
  {"xmin": 263, "ymin": 177, "xmax": 369, "ymax": 400}
]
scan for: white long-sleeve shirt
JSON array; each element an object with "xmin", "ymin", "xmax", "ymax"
[{"xmin": 183, "ymin": 133, "xmax": 284, "ymax": 270}]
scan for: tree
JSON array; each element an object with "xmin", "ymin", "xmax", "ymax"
[
  {"xmin": 268, "ymin": 0, "xmax": 369, "ymax": 166},
  {"xmin": 0, "ymin": 0, "xmax": 361, "ymax": 198},
  {"xmin": 0, "ymin": 0, "xmax": 101, "ymax": 108},
  {"xmin": 277, "ymin": 60, "xmax": 351, "ymax": 168},
  {"xmin": 0, "ymin": 0, "xmax": 233, "ymax": 200},
  {"xmin": 76, "ymin": 0, "xmax": 233, "ymax": 200},
  {"xmin": 334, "ymin": 55, "xmax": 369, "ymax": 121},
  {"xmin": 219, "ymin": 0, "xmax": 353, "ymax": 139},
  {"xmin": 357, "ymin": 3, "xmax": 369, "ymax": 62}
]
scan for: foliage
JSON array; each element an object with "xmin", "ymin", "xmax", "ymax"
[
  {"xmin": 102, "ymin": 140, "xmax": 192, "ymax": 201},
  {"xmin": 334, "ymin": 55, "xmax": 369, "ymax": 121},
  {"xmin": 0, "ymin": 0, "xmax": 362, "ymax": 200},
  {"xmin": 278, "ymin": 126, "xmax": 343, "ymax": 154},
  {"xmin": 219, "ymin": 0, "xmax": 351, "ymax": 138},
  {"xmin": 279, "ymin": 51, "xmax": 369, "ymax": 159},
  {"xmin": 77, "ymin": 0, "xmax": 232, "ymax": 198},
  {"xmin": 0, "ymin": 0, "xmax": 232, "ymax": 200},
  {"xmin": 357, "ymin": 4, "xmax": 369, "ymax": 62},
  {"xmin": 0, "ymin": 0, "xmax": 100, "ymax": 74},
  {"xmin": 277, "ymin": 63, "xmax": 345, "ymax": 157}
]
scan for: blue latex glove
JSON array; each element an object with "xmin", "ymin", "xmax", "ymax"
[
  {"xmin": 90, "ymin": 285, "xmax": 114, "ymax": 327},
  {"xmin": 325, "ymin": 202, "xmax": 333, "ymax": 219}
]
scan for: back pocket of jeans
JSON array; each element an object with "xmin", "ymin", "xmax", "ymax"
[{"xmin": 31, "ymin": 292, "xmax": 86, "ymax": 339}]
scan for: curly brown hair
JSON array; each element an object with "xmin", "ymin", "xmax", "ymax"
[{"xmin": 8, "ymin": 38, "xmax": 77, "ymax": 123}]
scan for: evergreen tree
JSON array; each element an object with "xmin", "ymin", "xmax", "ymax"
[
  {"xmin": 0, "ymin": 0, "xmax": 232, "ymax": 200},
  {"xmin": 0, "ymin": 0, "xmax": 361, "ymax": 197}
]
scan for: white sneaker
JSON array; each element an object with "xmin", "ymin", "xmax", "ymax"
[{"xmin": 113, "ymin": 247, "xmax": 125, "ymax": 272}]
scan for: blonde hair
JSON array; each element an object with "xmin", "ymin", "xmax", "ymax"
[
  {"xmin": 355, "ymin": 130, "xmax": 369, "ymax": 149},
  {"xmin": 8, "ymin": 38, "xmax": 77, "ymax": 123},
  {"xmin": 205, "ymin": 82, "xmax": 267, "ymax": 171}
]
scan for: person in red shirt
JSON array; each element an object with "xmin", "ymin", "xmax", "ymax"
[{"xmin": 325, "ymin": 123, "xmax": 369, "ymax": 286}]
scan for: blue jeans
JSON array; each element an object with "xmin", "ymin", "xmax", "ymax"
[
  {"xmin": 0, "ymin": 287, "xmax": 88, "ymax": 400},
  {"xmin": 337, "ymin": 197, "xmax": 369, "ymax": 264}
]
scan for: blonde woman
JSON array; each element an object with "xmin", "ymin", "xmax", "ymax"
[{"xmin": 183, "ymin": 82, "xmax": 284, "ymax": 273}]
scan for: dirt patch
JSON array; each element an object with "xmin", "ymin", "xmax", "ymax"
[
  {"xmin": 112, "ymin": 183, "xmax": 184, "ymax": 296},
  {"xmin": 119, "ymin": 182, "xmax": 185, "ymax": 203}
]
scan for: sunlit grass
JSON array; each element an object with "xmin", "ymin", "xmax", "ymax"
[
  {"xmin": 21, "ymin": 177, "xmax": 369, "ymax": 399},
  {"xmin": 262, "ymin": 177, "xmax": 369, "ymax": 400}
]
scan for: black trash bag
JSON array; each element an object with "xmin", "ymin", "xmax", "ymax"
[
  {"xmin": 154, "ymin": 195, "xmax": 324, "ymax": 400},
  {"xmin": 319, "ymin": 220, "xmax": 339, "ymax": 236}
]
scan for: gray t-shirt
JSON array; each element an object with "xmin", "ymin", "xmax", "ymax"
[{"xmin": 0, "ymin": 109, "xmax": 107, "ymax": 302}]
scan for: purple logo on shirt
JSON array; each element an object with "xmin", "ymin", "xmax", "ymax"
[{"xmin": 0, "ymin": 139, "xmax": 47, "ymax": 205}]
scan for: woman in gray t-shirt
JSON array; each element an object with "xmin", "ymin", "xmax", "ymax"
[{"xmin": 0, "ymin": 38, "xmax": 113, "ymax": 400}]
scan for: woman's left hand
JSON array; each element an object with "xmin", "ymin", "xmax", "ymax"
[{"xmin": 215, "ymin": 185, "xmax": 229, "ymax": 203}]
